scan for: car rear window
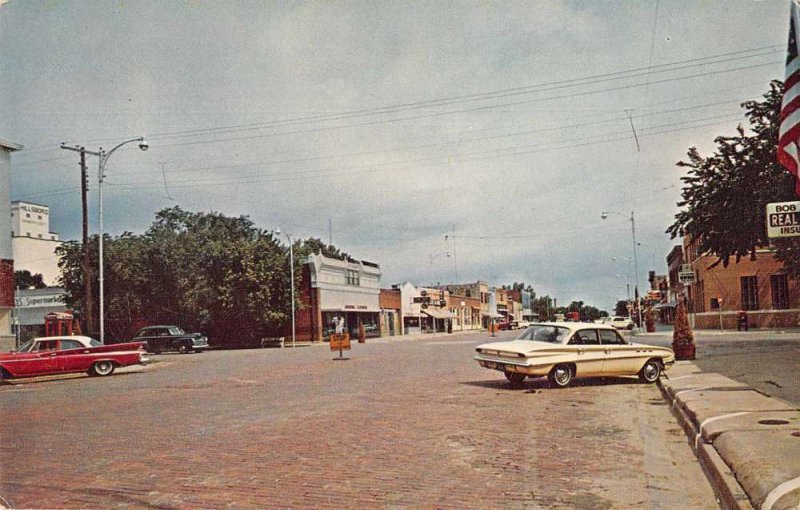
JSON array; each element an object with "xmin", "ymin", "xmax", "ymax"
[{"xmin": 515, "ymin": 325, "xmax": 570, "ymax": 344}]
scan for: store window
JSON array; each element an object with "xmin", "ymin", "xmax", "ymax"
[
  {"xmin": 740, "ymin": 276, "xmax": 759, "ymax": 311},
  {"xmin": 771, "ymin": 273, "xmax": 789, "ymax": 310}
]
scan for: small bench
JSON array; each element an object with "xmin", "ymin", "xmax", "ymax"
[{"xmin": 260, "ymin": 337, "xmax": 285, "ymax": 348}]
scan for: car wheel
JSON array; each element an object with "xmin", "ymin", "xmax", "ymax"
[
  {"xmin": 548, "ymin": 364, "xmax": 573, "ymax": 388},
  {"xmin": 627, "ymin": 324, "xmax": 634, "ymax": 330},
  {"xmin": 91, "ymin": 361, "xmax": 115, "ymax": 377},
  {"xmin": 638, "ymin": 359, "xmax": 662, "ymax": 383},
  {"xmin": 178, "ymin": 344, "xmax": 189, "ymax": 354},
  {"xmin": 504, "ymin": 372, "xmax": 526, "ymax": 387}
]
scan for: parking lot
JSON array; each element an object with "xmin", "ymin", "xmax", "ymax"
[{"xmin": 0, "ymin": 331, "xmax": 718, "ymax": 509}]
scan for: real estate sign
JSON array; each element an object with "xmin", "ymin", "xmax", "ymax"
[{"xmin": 767, "ymin": 201, "xmax": 800, "ymax": 238}]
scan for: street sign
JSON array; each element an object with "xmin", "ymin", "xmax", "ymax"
[
  {"xmin": 330, "ymin": 333, "xmax": 351, "ymax": 360},
  {"xmin": 767, "ymin": 201, "xmax": 800, "ymax": 238},
  {"xmin": 678, "ymin": 271, "xmax": 695, "ymax": 284}
]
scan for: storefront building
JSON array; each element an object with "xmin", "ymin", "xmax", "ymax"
[
  {"xmin": 400, "ymin": 282, "xmax": 456, "ymax": 334},
  {"xmin": 14, "ymin": 287, "xmax": 67, "ymax": 344},
  {"xmin": 447, "ymin": 293, "xmax": 482, "ymax": 331},
  {"xmin": 379, "ymin": 287, "xmax": 401, "ymax": 337},
  {"xmin": 437, "ymin": 281, "xmax": 491, "ymax": 329},
  {"xmin": 297, "ymin": 253, "xmax": 381, "ymax": 342}
]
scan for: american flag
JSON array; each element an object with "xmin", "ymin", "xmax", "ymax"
[{"xmin": 779, "ymin": 1, "xmax": 800, "ymax": 196}]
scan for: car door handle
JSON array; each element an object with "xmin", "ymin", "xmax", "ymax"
[
  {"xmin": 49, "ymin": 352, "xmax": 57, "ymax": 357},
  {"xmin": 577, "ymin": 349, "xmax": 585, "ymax": 355},
  {"xmin": 604, "ymin": 350, "xmax": 611, "ymax": 354},
  {"xmin": 83, "ymin": 350, "xmax": 91, "ymax": 353}
]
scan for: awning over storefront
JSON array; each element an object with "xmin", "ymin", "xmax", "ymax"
[
  {"xmin": 423, "ymin": 309, "xmax": 456, "ymax": 319},
  {"xmin": 481, "ymin": 312, "xmax": 504, "ymax": 318}
]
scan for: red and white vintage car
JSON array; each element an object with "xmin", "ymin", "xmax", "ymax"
[{"xmin": 0, "ymin": 336, "xmax": 148, "ymax": 380}]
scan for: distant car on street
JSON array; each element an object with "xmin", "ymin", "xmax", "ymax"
[
  {"xmin": 474, "ymin": 322, "xmax": 673, "ymax": 388},
  {"xmin": 607, "ymin": 316, "xmax": 634, "ymax": 330},
  {"xmin": 0, "ymin": 335, "xmax": 147, "ymax": 380},
  {"xmin": 133, "ymin": 325, "xmax": 209, "ymax": 354}
]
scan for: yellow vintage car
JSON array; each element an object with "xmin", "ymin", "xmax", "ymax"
[{"xmin": 474, "ymin": 322, "xmax": 675, "ymax": 388}]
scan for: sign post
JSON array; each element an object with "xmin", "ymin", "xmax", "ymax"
[
  {"xmin": 330, "ymin": 333, "xmax": 351, "ymax": 360},
  {"xmin": 718, "ymin": 296, "xmax": 723, "ymax": 331}
]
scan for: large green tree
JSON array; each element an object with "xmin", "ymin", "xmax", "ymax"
[
  {"xmin": 56, "ymin": 207, "xmax": 346, "ymax": 346},
  {"xmin": 667, "ymin": 80, "xmax": 800, "ymax": 273}
]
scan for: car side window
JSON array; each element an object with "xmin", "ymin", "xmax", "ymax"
[
  {"xmin": 35, "ymin": 340, "xmax": 59, "ymax": 352},
  {"xmin": 569, "ymin": 330, "xmax": 599, "ymax": 345},
  {"xmin": 599, "ymin": 330, "xmax": 625, "ymax": 345},
  {"xmin": 60, "ymin": 340, "xmax": 83, "ymax": 350}
]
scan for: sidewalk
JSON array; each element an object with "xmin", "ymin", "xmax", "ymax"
[{"xmin": 658, "ymin": 362, "xmax": 800, "ymax": 510}]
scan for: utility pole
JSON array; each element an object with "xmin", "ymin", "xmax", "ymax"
[
  {"xmin": 61, "ymin": 144, "xmax": 95, "ymax": 336},
  {"xmin": 80, "ymin": 148, "xmax": 94, "ymax": 336}
]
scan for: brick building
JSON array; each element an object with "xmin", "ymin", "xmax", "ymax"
[
  {"xmin": 0, "ymin": 138, "xmax": 22, "ymax": 351},
  {"xmin": 683, "ymin": 237, "xmax": 800, "ymax": 329},
  {"xmin": 379, "ymin": 288, "xmax": 401, "ymax": 337}
]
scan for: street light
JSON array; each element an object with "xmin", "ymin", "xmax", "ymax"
[
  {"xmin": 62, "ymin": 136, "xmax": 148, "ymax": 343},
  {"xmin": 276, "ymin": 228, "xmax": 296, "ymax": 348},
  {"xmin": 602, "ymin": 210, "xmax": 641, "ymax": 330}
]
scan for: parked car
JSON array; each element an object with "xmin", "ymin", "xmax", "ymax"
[
  {"xmin": 133, "ymin": 325, "xmax": 209, "ymax": 354},
  {"xmin": 474, "ymin": 322, "xmax": 674, "ymax": 388},
  {"xmin": 0, "ymin": 336, "xmax": 147, "ymax": 380},
  {"xmin": 607, "ymin": 316, "xmax": 634, "ymax": 330}
]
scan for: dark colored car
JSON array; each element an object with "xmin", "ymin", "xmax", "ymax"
[{"xmin": 133, "ymin": 325, "xmax": 209, "ymax": 354}]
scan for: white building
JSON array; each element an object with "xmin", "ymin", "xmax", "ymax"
[
  {"xmin": 299, "ymin": 252, "xmax": 382, "ymax": 341},
  {"xmin": 1, "ymin": 139, "xmax": 22, "ymax": 350},
  {"xmin": 11, "ymin": 201, "xmax": 63, "ymax": 286}
]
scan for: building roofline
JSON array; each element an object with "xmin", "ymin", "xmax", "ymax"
[
  {"xmin": 11, "ymin": 200, "xmax": 50, "ymax": 209},
  {"xmin": 0, "ymin": 139, "xmax": 23, "ymax": 152}
]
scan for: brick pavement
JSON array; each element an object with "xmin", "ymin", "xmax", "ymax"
[{"xmin": 0, "ymin": 333, "xmax": 717, "ymax": 509}]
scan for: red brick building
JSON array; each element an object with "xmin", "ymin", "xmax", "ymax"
[
  {"xmin": 683, "ymin": 237, "xmax": 800, "ymax": 329},
  {"xmin": 1, "ymin": 139, "xmax": 23, "ymax": 350}
]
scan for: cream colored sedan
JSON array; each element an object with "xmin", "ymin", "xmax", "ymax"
[{"xmin": 474, "ymin": 322, "xmax": 674, "ymax": 388}]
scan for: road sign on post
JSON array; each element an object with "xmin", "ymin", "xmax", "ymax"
[
  {"xmin": 767, "ymin": 201, "xmax": 800, "ymax": 238},
  {"xmin": 678, "ymin": 271, "xmax": 695, "ymax": 284},
  {"xmin": 330, "ymin": 333, "xmax": 351, "ymax": 360}
]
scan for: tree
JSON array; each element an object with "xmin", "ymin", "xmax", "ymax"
[
  {"xmin": 14, "ymin": 270, "xmax": 47, "ymax": 289},
  {"xmin": 614, "ymin": 300, "xmax": 629, "ymax": 317},
  {"xmin": 667, "ymin": 80, "xmax": 800, "ymax": 272}
]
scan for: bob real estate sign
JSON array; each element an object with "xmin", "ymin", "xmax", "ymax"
[{"xmin": 767, "ymin": 201, "xmax": 800, "ymax": 238}]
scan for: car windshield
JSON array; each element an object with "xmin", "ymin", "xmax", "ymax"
[
  {"xmin": 515, "ymin": 325, "xmax": 570, "ymax": 344},
  {"xmin": 16, "ymin": 340, "xmax": 33, "ymax": 353},
  {"xmin": 169, "ymin": 327, "xmax": 186, "ymax": 335}
]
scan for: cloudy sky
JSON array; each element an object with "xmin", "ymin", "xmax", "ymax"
[{"xmin": 0, "ymin": 0, "xmax": 791, "ymax": 310}]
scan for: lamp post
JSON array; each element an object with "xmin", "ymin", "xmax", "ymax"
[
  {"xmin": 276, "ymin": 228, "xmax": 296, "ymax": 348},
  {"xmin": 602, "ymin": 210, "xmax": 641, "ymax": 330},
  {"xmin": 61, "ymin": 137, "xmax": 148, "ymax": 343}
]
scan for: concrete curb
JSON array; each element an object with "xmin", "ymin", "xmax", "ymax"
[{"xmin": 658, "ymin": 362, "xmax": 800, "ymax": 510}]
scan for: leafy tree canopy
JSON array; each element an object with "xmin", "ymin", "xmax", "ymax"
[
  {"xmin": 14, "ymin": 270, "xmax": 47, "ymax": 289},
  {"xmin": 667, "ymin": 80, "xmax": 800, "ymax": 273}
]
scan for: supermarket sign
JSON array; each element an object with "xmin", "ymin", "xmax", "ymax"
[{"xmin": 767, "ymin": 201, "xmax": 800, "ymax": 238}]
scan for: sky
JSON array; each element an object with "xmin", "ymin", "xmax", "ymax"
[{"xmin": 0, "ymin": 0, "xmax": 791, "ymax": 311}]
